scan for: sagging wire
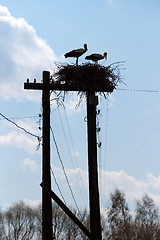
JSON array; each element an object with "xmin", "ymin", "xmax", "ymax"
[
  {"xmin": 0, "ymin": 115, "xmax": 39, "ymax": 121},
  {"xmin": 50, "ymin": 166, "xmax": 67, "ymax": 205},
  {"xmin": 51, "ymin": 91, "xmax": 88, "ymax": 207},
  {"xmin": 102, "ymin": 96, "xmax": 109, "ymax": 207},
  {"xmin": 63, "ymin": 107, "xmax": 88, "ymax": 204},
  {"xmin": 0, "ymin": 112, "xmax": 42, "ymax": 149},
  {"xmin": 57, "ymin": 106, "xmax": 88, "ymax": 208},
  {"xmin": 50, "ymin": 126, "xmax": 81, "ymax": 216}
]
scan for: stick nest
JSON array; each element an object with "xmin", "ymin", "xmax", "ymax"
[{"xmin": 51, "ymin": 62, "xmax": 125, "ymax": 105}]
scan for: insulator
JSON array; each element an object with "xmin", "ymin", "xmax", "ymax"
[
  {"xmin": 34, "ymin": 79, "xmax": 36, "ymax": 83},
  {"xmin": 97, "ymin": 127, "xmax": 101, "ymax": 132},
  {"xmin": 97, "ymin": 109, "xmax": 100, "ymax": 115},
  {"xmin": 27, "ymin": 79, "xmax": 29, "ymax": 83},
  {"xmin": 84, "ymin": 116, "xmax": 88, "ymax": 122},
  {"xmin": 98, "ymin": 142, "xmax": 102, "ymax": 148}
]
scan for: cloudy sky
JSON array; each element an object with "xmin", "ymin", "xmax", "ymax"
[{"xmin": 0, "ymin": 0, "xmax": 160, "ymax": 213}]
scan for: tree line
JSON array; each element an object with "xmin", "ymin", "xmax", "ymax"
[{"xmin": 0, "ymin": 189, "xmax": 159, "ymax": 239}]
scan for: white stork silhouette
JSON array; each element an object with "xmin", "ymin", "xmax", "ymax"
[
  {"xmin": 64, "ymin": 44, "xmax": 88, "ymax": 65},
  {"xmin": 85, "ymin": 52, "xmax": 107, "ymax": 63}
]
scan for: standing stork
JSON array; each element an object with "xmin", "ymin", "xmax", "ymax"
[
  {"xmin": 85, "ymin": 52, "xmax": 107, "ymax": 63},
  {"xmin": 64, "ymin": 44, "xmax": 88, "ymax": 66}
]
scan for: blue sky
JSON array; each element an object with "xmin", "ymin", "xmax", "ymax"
[{"xmin": 0, "ymin": 0, "xmax": 160, "ymax": 212}]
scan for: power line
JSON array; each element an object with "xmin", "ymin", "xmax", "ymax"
[
  {"xmin": 63, "ymin": 107, "xmax": 88, "ymax": 203},
  {"xmin": 102, "ymin": 97, "xmax": 109, "ymax": 207},
  {"xmin": 50, "ymin": 126, "xmax": 81, "ymax": 215},
  {"xmin": 0, "ymin": 115, "xmax": 39, "ymax": 121},
  {"xmin": 50, "ymin": 166, "xmax": 67, "ymax": 205},
  {"xmin": 58, "ymin": 106, "xmax": 88, "ymax": 207},
  {"xmin": 116, "ymin": 88, "xmax": 159, "ymax": 93},
  {"xmin": 0, "ymin": 112, "xmax": 40, "ymax": 140}
]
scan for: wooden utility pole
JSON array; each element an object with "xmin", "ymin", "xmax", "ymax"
[
  {"xmin": 87, "ymin": 91, "xmax": 102, "ymax": 240},
  {"xmin": 42, "ymin": 71, "xmax": 52, "ymax": 240},
  {"xmin": 25, "ymin": 71, "xmax": 53, "ymax": 240},
  {"xmin": 24, "ymin": 70, "xmax": 114, "ymax": 240}
]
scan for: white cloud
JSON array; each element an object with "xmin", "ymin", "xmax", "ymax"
[
  {"xmin": 147, "ymin": 173, "xmax": 160, "ymax": 190},
  {"xmin": 107, "ymin": 94, "xmax": 115, "ymax": 107},
  {"xmin": 100, "ymin": 170, "xmax": 160, "ymax": 210},
  {"xmin": 23, "ymin": 199, "xmax": 41, "ymax": 207},
  {"xmin": 2, "ymin": 117, "xmax": 41, "ymax": 136},
  {"xmin": 99, "ymin": 169, "xmax": 149, "ymax": 208},
  {"xmin": 100, "ymin": 169, "xmax": 148, "ymax": 194},
  {"xmin": 0, "ymin": 131, "xmax": 39, "ymax": 153},
  {"xmin": 22, "ymin": 158, "xmax": 38, "ymax": 171},
  {"xmin": 0, "ymin": 5, "xmax": 10, "ymax": 16},
  {"xmin": 52, "ymin": 166, "xmax": 160, "ymax": 210},
  {"xmin": 52, "ymin": 166, "xmax": 88, "ymax": 189},
  {"xmin": 66, "ymin": 168, "xmax": 88, "ymax": 188},
  {"xmin": 16, "ymin": 118, "xmax": 41, "ymax": 136},
  {"xmin": 61, "ymin": 93, "xmax": 85, "ymax": 113},
  {"xmin": 3, "ymin": 199, "xmax": 41, "ymax": 210},
  {"xmin": 0, "ymin": 5, "xmax": 57, "ymax": 101}
]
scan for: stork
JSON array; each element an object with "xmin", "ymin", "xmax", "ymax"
[
  {"xmin": 85, "ymin": 52, "xmax": 107, "ymax": 63},
  {"xmin": 64, "ymin": 44, "xmax": 88, "ymax": 66}
]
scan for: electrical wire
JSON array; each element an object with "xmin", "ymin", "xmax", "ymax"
[
  {"xmin": 61, "ymin": 106, "xmax": 88, "ymax": 206},
  {"xmin": 50, "ymin": 166, "xmax": 67, "ymax": 204},
  {"xmin": 0, "ymin": 115, "xmax": 39, "ymax": 121},
  {"xmin": 50, "ymin": 126, "xmax": 81, "ymax": 215},
  {"xmin": 0, "ymin": 112, "xmax": 40, "ymax": 140},
  {"xmin": 102, "ymin": 97, "xmax": 109, "ymax": 207},
  {"xmin": 116, "ymin": 88, "xmax": 159, "ymax": 93}
]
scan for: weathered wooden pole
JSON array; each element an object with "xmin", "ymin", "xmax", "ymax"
[
  {"xmin": 24, "ymin": 66, "xmax": 114, "ymax": 240},
  {"xmin": 87, "ymin": 90, "xmax": 102, "ymax": 240},
  {"xmin": 42, "ymin": 71, "xmax": 53, "ymax": 240}
]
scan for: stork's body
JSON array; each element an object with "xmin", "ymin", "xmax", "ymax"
[
  {"xmin": 85, "ymin": 52, "xmax": 107, "ymax": 63},
  {"xmin": 64, "ymin": 44, "xmax": 88, "ymax": 65}
]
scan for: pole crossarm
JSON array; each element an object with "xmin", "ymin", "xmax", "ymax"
[{"xmin": 24, "ymin": 81, "xmax": 114, "ymax": 93}]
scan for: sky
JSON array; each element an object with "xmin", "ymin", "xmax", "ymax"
[{"xmin": 0, "ymin": 0, "xmax": 160, "ymax": 214}]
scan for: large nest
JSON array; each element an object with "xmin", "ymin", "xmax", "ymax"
[{"xmin": 51, "ymin": 62, "xmax": 125, "ymax": 105}]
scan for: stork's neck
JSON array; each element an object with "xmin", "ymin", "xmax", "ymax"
[{"xmin": 84, "ymin": 44, "xmax": 87, "ymax": 51}]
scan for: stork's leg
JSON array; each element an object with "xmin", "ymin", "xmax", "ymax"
[{"xmin": 76, "ymin": 58, "xmax": 78, "ymax": 66}]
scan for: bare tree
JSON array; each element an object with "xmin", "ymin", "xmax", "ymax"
[
  {"xmin": 34, "ymin": 204, "xmax": 42, "ymax": 240},
  {"xmin": 135, "ymin": 194, "xmax": 160, "ymax": 240},
  {"xmin": 2, "ymin": 201, "xmax": 36, "ymax": 240},
  {"xmin": 77, "ymin": 209, "xmax": 90, "ymax": 240},
  {"xmin": 52, "ymin": 203, "xmax": 67, "ymax": 240},
  {"xmin": 3, "ymin": 192, "xmax": 160, "ymax": 239},
  {"xmin": 35, "ymin": 202, "xmax": 68, "ymax": 240},
  {"xmin": 105, "ymin": 188, "xmax": 133, "ymax": 240},
  {"xmin": 0, "ymin": 209, "xmax": 4, "ymax": 239}
]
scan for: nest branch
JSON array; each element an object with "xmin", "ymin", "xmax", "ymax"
[{"xmin": 51, "ymin": 62, "xmax": 125, "ymax": 106}]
